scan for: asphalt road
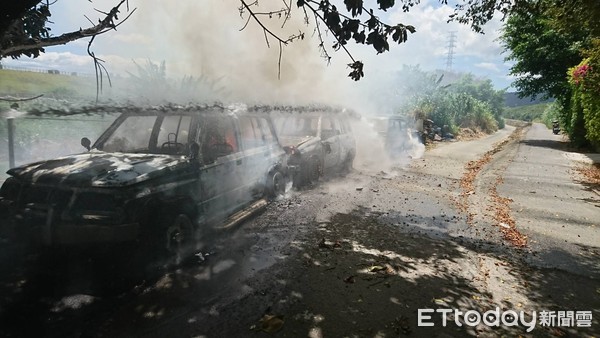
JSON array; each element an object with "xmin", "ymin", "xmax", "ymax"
[
  {"xmin": 499, "ymin": 123, "xmax": 600, "ymax": 277},
  {"xmin": 0, "ymin": 123, "xmax": 598, "ymax": 337}
]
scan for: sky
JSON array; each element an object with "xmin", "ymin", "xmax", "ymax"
[{"xmin": 1, "ymin": 0, "xmax": 517, "ymax": 104}]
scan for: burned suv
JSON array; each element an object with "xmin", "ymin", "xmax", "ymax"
[
  {"xmin": 272, "ymin": 106, "xmax": 357, "ymax": 187},
  {"xmin": 0, "ymin": 105, "xmax": 286, "ymax": 265}
]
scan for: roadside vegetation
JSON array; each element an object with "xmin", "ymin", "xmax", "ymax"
[
  {"xmin": 500, "ymin": 0, "xmax": 600, "ymax": 150},
  {"xmin": 502, "ymin": 102, "xmax": 567, "ymax": 131},
  {"xmin": 0, "ymin": 69, "xmax": 95, "ymax": 98},
  {"xmin": 390, "ymin": 66, "xmax": 506, "ymax": 136},
  {"xmin": 503, "ymin": 103, "xmax": 549, "ymax": 122}
]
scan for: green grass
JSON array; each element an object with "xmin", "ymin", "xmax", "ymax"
[
  {"xmin": 503, "ymin": 103, "xmax": 551, "ymax": 122},
  {"xmin": 0, "ymin": 69, "xmax": 96, "ymax": 98}
]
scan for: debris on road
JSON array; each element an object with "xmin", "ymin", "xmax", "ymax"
[
  {"xmin": 490, "ymin": 176, "xmax": 528, "ymax": 247},
  {"xmin": 574, "ymin": 163, "xmax": 600, "ymax": 194},
  {"xmin": 253, "ymin": 314, "xmax": 284, "ymax": 334},
  {"xmin": 455, "ymin": 126, "xmax": 528, "ymax": 247}
]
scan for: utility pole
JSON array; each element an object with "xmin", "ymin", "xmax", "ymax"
[
  {"xmin": 445, "ymin": 31, "xmax": 457, "ymax": 72},
  {"xmin": 7, "ymin": 117, "xmax": 15, "ymax": 168}
]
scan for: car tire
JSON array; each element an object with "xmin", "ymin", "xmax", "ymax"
[
  {"xmin": 308, "ymin": 156, "xmax": 321, "ymax": 182},
  {"xmin": 267, "ymin": 170, "xmax": 286, "ymax": 198},
  {"xmin": 341, "ymin": 151, "xmax": 354, "ymax": 173}
]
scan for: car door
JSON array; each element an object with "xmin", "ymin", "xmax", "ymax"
[
  {"xmin": 238, "ymin": 115, "xmax": 274, "ymax": 199},
  {"xmin": 321, "ymin": 116, "xmax": 342, "ymax": 169},
  {"xmin": 338, "ymin": 117, "xmax": 356, "ymax": 159},
  {"xmin": 197, "ymin": 115, "xmax": 245, "ymax": 220}
]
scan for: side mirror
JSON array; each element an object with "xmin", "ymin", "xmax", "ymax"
[
  {"xmin": 189, "ymin": 142, "xmax": 200, "ymax": 161},
  {"xmin": 81, "ymin": 137, "xmax": 91, "ymax": 151},
  {"xmin": 322, "ymin": 142, "xmax": 332, "ymax": 154}
]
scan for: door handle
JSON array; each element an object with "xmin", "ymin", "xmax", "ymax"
[{"xmin": 236, "ymin": 159, "xmax": 242, "ymax": 165}]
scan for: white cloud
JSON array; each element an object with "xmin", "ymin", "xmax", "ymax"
[
  {"xmin": 2, "ymin": 52, "xmax": 92, "ymax": 72},
  {"xmin": 475, "ymin": 62, "xmax": 501, "ymax": 72}
]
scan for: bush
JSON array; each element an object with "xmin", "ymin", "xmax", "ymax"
[
  {"xmin": 397, "ymin": 69, "xmax": 506, "ymax": 136},
  {"xmin": 567, "ymin": 57, "xmax": 599, "ymax": 148},
  {"xmin": 417, "ymin": 92, "xmax": 498, "ymax": 135}
]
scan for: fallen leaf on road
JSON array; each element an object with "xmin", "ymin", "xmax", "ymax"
[
  {"xmin": 369, "ymin": 265, "xmax": 386, "ymax": 272},
  {"xmin": 434, "ymin": 298, "xmax": 448, "ymax": 306},
  {"xmin": 258, "ymin": 314, "xmax": 284, "ymax": 334}
]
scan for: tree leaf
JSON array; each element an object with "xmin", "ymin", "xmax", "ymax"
[
  {"xmin": 343, "ymin": 0, "xmax": 363, "ymax": 17},
  {"xmin": 377, "ymin": 0, "xmax": 395, "ymax": 11}
]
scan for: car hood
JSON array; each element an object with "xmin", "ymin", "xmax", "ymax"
[{"xmin": 7, "ymin": 151, "xmax": 190, "ymax": 188}]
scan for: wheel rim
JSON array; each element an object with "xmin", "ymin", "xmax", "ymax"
[{"xmin": 272, "ymin": 172, "xmax": 285, "ymax": 195}]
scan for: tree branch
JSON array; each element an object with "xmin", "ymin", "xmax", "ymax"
[
  {"xmin": 239, "ymin": 0, "xmax": 301, "ymax": 46},
  {"xmin": 239, "ymin": 0, "xmax": 304, "ymax": 79},
  {"xmin": 0, "ymin": 94, "xmax": 44, "ymax": 102},
  {"xmin": 304, "ymin": 2, "xmax": 356, "ymax": 63},
  {"xmin": 312, "ymin": 10, "xmax": 332, "ymax": 64},
  {"xmin": 0, "ymin": 0, "xmax": 135, "ymax": 58}
]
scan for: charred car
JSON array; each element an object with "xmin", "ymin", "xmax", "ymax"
[
  {"xmin": 271, "ymin": 106, "xmax": 357, "ymax": 187},
  {"xmin": 0, "ymin": 105, "xmax": 287, "ymax": 266},
  {"xmin": 367, "ymin": 115, "xmax": 421, "ymax": 154}
]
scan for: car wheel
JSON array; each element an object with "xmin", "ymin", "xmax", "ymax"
[
  {"xmin": 341, "ymin": 152, "xmax": 354, "ymax": 173},
  {"xmin": 162, "ymin": 213, "xmax": 194, "ymax": 268},
  {"xmin": 267, "ymin": 170, "xmax": 286, "ymax": 197},
  {"xmin": 309, "ymin": 157, "xmax": 321, "ymax": 182}
]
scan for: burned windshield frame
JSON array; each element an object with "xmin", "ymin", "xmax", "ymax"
[
  {"xmin": 275, "ymin": 114, "xmax": 321, "ymax": 138},
  {"xmin": 93, "ymin": 112, "xmax": 197, "ymax": 155}
]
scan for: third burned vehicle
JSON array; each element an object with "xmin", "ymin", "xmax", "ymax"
[{"xmin": 271, "ymin": 106, "xmax": 357, "ymax": 188}]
